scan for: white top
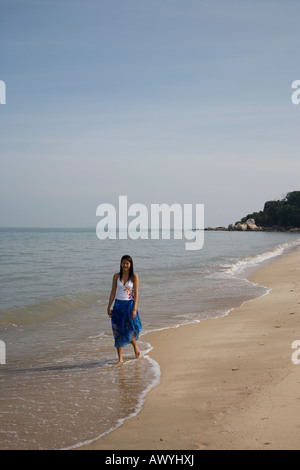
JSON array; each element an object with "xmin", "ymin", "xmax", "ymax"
[{"xmin": 116, "ymin": 277, "xmax": 135, "ymax": 300}]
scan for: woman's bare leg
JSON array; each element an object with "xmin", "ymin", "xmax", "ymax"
[
  {"xmin": 131, "ymin": 336, "xmax": 141, "ymax": 359},
  {"xmin": 117, "ymin": 347, "xmax": 124, "ymax": 364}
]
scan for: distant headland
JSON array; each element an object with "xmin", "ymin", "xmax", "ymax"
[{"xmin": 204, "ymin": 191, "xmax": 300, "ymax": 232}]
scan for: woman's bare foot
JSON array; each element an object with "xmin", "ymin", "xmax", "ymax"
[
  {"xmin": 135, "ymin": 347, "xmax": 141, "ymax": 359},
  {"xmin": 136, "ymin": 351, "xmax": 141, "ymax": 359}
]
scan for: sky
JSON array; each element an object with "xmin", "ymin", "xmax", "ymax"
[{"xmin": 1, "ymin": 0, "xmax": 300, "ymax": 228}]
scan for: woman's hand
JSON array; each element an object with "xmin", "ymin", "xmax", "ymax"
[
  {"xmin": 107, "ymin": 307, "xmax": 112, "ymax": 317},
  {"xmin": 131, "ymin": 309, "xmax": 137, "ymax": 319}
]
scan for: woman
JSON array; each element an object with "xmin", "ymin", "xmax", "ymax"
[{"xmin": 107, "ymin": 255, "xmax": 142, "ymax": 364}]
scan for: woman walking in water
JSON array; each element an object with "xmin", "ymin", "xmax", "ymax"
[{"xmin": 107, "ymin": 255, "xmax": 142, "ymax": 364}]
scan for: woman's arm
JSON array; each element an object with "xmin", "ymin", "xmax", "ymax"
[
  {"xmin": 132, "ymin": 274, "xmax": 139, "ymax": 319},
  {"xmin": 107, "ymin": 273, "xmax": 118, "ymax": 317}
]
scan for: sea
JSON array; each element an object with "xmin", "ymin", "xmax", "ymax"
[{"xmin": 0, "ymin": 227, "xmax": 299, "ymax": 450}]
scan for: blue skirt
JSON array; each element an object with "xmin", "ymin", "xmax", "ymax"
[{"xmin": 111, "ymin": 299, "xmax": 142, "ymax": 348}]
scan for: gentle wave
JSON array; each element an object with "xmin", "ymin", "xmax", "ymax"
[
  {"xmin": 224, "ymin": 238, "xmax": 300, "ymax": 277},
  {"xmin": 0, "ymin": 290, "xmax": 103, "ymax": 327},
  {"xmin": 0, "ymin": 359, "xmax": 112, "ymax": 374}
]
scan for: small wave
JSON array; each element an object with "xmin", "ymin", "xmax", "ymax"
[
  {"xmin": 0, "ymin": 291, "xmax": 103, "ymax": 327},
  {"xmin": 223, "ymin": 238, "xmax": 300, "ymax": 277},
  {"xmin": 0, "ymin": 359, "xmax": 113, "ymax": 375}
]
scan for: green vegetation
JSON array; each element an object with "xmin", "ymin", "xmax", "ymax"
[{"xmin": 238, "ymin": 191, "xmax": 300, "ymax": 228}]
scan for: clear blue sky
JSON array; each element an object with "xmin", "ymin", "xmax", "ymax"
[{"xmin": 1, "ymin": 0, "xmax": 299, "ymax": 227}]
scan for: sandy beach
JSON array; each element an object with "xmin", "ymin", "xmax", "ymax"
[{"xmin": 79, "ymin": 247, "xmax": 300, "ymax": 451}]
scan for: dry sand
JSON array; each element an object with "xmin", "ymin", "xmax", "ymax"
[{"xmin": 79, "ymin": 247, "xmax": 300, "ymax": 450}]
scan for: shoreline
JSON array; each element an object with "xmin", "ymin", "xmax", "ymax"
[{"xmin": 78, "ymin": 247, "xmax": 300, "ymax": 450}]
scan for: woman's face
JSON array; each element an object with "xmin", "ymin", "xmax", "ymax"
[{"xmin": 121, "ymin": 259, "xmax": 131, "ymax": 272}]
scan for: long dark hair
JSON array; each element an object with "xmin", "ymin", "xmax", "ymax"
[{"xmin": 119, "ymin": 255, "xmax": 134, "ymax": 281}]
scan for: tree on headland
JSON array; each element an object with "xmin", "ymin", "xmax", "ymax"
[{"xmin": 238, "ymin": 191, "xmax": 300, "ymax": 228}]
